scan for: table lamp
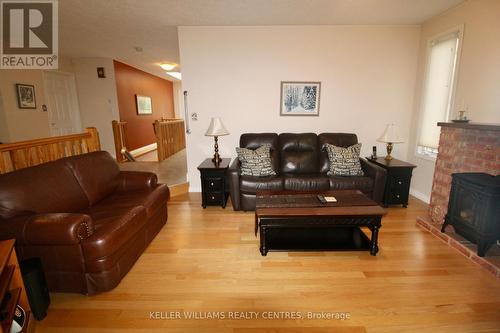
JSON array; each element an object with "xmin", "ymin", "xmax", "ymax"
[
  {"xmin": 377, "ymin": 123, "xmax": 403, "ymax": 160},
  {"xmin": 205, "ymin": 117, "xmax": 229, "ymax": 165}
]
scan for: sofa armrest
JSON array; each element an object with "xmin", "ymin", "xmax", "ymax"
[
  {"xmin": 21, "ymin": 213, "xmax": 94, "ymax": 245},
  {"xmin": 82, "ymin": 206, "xmax": 147, "ymax": 260},
  {"xmin": 117, "ymin": 171, "xmax": 158, "ymax": 191},
  {"xmin": 360, "ymin": 158, "xmax": 387, "ymax": 204},
  {"xmin": 228, "ymin": 158, "xmax": 241, "ymax": 210}
]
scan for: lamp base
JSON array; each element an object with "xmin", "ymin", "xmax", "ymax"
[
  {"xmin": 212, "ymin": 136, "xmax": 221, "ymax": 165},
  {"xmin": 384, "ymin": 142, "xmax": 394, "ymax": 161},
  {"xmin": 212, "ymin": 152, "xmax": 221, "ymax": 165}
]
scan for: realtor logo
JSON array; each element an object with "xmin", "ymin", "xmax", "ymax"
[{"xmin": 1, "ymin": 0, "xmax": 58, "ymax": 69}]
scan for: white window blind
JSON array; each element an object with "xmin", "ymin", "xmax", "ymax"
[{"xmin": 418, "ymin": 34, "xmax": 459, "ymax": 150}]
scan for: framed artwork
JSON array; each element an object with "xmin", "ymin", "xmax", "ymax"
[
  {"xmin": 135, "ymin": 95, "xmax": 153, "ymax": 115},
  {"xmin": 280, "ymin": 81, "xmax": 321, "ymax": 116},
  {"xmin": 16, "ymin": 84, "xmax": 36, "ymax": 109}
]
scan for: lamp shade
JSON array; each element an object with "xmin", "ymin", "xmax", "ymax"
[
  {"xmin": 377, "ymin": 123, "xmax": 404, "ymax": 143},
  {"xmin": 205, "ymin": 117, "xmax": 229, "ymax": 136}
]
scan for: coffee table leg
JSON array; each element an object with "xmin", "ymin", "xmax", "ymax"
[
  {"xmin": 370, "ymin": 225, "xmax": 380, "ymax": 256},
  {"xmin": 259, "ymin": 227, "xmax": 268, "ymax": 256}
]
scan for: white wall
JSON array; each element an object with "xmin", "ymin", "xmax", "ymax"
[
  {"xmin": 179, "ymin": 25, "xmax": 421, "ymax": 191},
  {"xmin": 72, "ymin": 58, "xmax": 120, "ymax": 155},
  {"xmin": 0, "ymin": 70, "xmax": 50, "ymax": 142},
  {"xmin": 172, "ymin": 81, "xmax": 184, "ymax": 119},
  {"xmin": 408, "ymin": 0, "xmax": 500, "ymax": 202}
]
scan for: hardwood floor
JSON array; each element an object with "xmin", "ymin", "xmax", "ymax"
[{"xmin": 36, "ymin": 194, "xmax": 500, "ymax": 333}]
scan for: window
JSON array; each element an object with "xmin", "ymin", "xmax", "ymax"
[{"xmin": 417, "ymin": 29, "xmax": 462, "ymax": 159}]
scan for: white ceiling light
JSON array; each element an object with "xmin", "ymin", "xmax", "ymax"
[
  {"xmin": 166, "ymin": 72, "xmax": 182, "ymax": 80},
  {"xmin": 160, "ymin": 63, "xmax": 177, "ymax": 71}
]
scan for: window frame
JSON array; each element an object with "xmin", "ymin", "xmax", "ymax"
[{"xmin": 415, "ymin": 25, "xmax": 464, "ymax": 160}]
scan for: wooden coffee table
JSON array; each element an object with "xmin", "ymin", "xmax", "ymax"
[{"xmin": 255, "ymin": 190, "xmax": 387, "ymax": 256}]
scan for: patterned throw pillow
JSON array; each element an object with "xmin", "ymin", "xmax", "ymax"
[
  {"xmin": 236, "ymin": 144, "xmax": 276, "ymax": 176},
  {"xmin": 324, "ymin": 143, "xmax": 364, "ymax": 176}
]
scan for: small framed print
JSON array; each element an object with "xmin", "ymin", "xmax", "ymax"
[
  {"xmin": 135, "ymin": 95, "xmax": 153, "ymax": 115},
  {"xmin": 280, "ymin": 81, "xmax": 321, "ymax": 116},
  {"xmin": 16, "ymin": 84, "xmax": 36, "ymax": 109}
]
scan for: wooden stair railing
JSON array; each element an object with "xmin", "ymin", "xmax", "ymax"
[
  {"xmin": 0, "ymin": 127, "xmax": 100, "ymax": 174},
  {"xmin": 112, "ymin": 120, "xmax": 129, "ymax": 163},
  {"xmin": 153, "ymin": 119, "xmax": 186, "ymax": 161}
]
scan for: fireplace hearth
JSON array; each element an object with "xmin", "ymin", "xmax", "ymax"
[{"xmin": 441, "ymin": 173, "xmax": 500, "ymax": 257}]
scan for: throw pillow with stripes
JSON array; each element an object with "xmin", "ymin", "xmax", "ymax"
[
  {"xmin": 324, "ymin": 143, "xmax": 364, "ymax": 176},
  {"xmin": 236, "ymin": 144, "xmax": 276, "ymax": 176}
]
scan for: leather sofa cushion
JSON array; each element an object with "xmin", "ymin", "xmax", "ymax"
[
  {"xmin": 240, "ymin": 133, "xmax": 279, "ymax": 173},
  {"xmin": 283, "ymin": 174, "xmax": 330, "ymax": 191},
  {"xmin": 0, "ymin": 159, "xmax": 89, "ymax": 219},
  {"xmin": 318, "ymin": 133, "xmax": 359, "ymax": 173},
  {"xmin": 64, "ymin": 151, "xmax": 120, "ymax": 205},
  {"xmin": 279, "ymin": 133, "xmax": 319, "ymax": 174},
  {"xmin": 328, "ymin": 176, "xmax": 374, "ymax": 192},
  {"xmin": 240, "ymin": 175, "xmax": 283, "ymax": 194},
  {"xmin": 82, "ymin": 185, "xmax": 168, "ymax": 226}
]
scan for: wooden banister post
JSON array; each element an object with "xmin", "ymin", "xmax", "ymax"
[
  {"xmin": 112, "ymin": 121, "xmax": 123, "ymax": 162},
  {"xmin": 154, "ymin": 119, "xmax": 186, "ymax": 162},
  {"xmin": 85, "ymin": 127, "xmax": 101, "ymax": 151}
]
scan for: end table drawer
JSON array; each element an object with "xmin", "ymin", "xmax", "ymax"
[
  {"xmin": 390, "ymin": 177, "xmax": 409, "ymax": 191},
  {"xmin": 204, "ymin": 178, "xmax": 223, "ymax": 192},
  {"xmin": 206, "ymin": 192, "xmax": 223, "ymax": 204},
  {"xmin": 389, "ymin": 190, "xmax": 404, "ymax": 202}
]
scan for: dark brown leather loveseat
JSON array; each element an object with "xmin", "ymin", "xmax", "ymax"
[
  {"xmin": 0, "ymin": 151, "xmax": 169, "ymax": 295},
  {"xmin": 228, "ymin": 133, "xmax": 386, "ymax": 211}
]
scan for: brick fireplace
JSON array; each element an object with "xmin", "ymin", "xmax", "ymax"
[
  {"xmin": 429, "ymin": 122, "xmax": 500, "ymax": 224},
  {"xmin": 417, "ymin": 122, "xmax": 500, "ymax": 277}
]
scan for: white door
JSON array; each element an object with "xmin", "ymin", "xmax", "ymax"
[{"xmin": 43, "ymin": 71, "xmax": 82, "ymax": 136}]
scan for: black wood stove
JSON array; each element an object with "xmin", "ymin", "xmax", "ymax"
[{"xmin": 441, "ymin": 173, "xmax": 500, "ymax": 257}]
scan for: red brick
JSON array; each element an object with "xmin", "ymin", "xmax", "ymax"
[
  {"xmin": 476, "ymin": 152, "xmax": 495, "ymax": 160},
  {"xmin": 477, "ymin": 136, "xmax": 497, "ymax": 144},
  {"xmin": 449, "ymin": 239, "xmax": 472, "ymax": 258},
  {"xmin": 484, "ymin": 162, "xmax": 500, "ymax": 173},
  {"xmin": 470, "ymin": 255, "xmax": 500, "ymax": 277},
  {"xmin": 468, "ymin": 143, "xmax": 487, "ymax": 150},
  {"xmin": 464, "ymin": 157, "xmax": 484, "ymax": 167},
  {"xmin": 416, "ymin": 220, "xmax": 431, "ymax": 231},
  {"xmin": 430, "ymin": 226, "xmax": 450, "ymax": 244}
]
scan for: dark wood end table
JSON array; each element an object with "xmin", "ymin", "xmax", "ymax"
[
  {"xmin": 197, "ymin": 158, "xmax": 231, "ymax": 208},
  {"xmin": 365, "ymin": 157, "xmax": 416, "ymax": 208}
]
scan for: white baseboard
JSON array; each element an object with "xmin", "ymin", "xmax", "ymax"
[
  {"xmin": 410, "ymin": 188, "xmax": 430, "ymax": 204},
  {"xmin": 189, "ymin": 186, "xmax": 201, "ymax": 192},
  {"xmin": 130, "ymin": 143, "xmax": 157, "ymax": 157}
]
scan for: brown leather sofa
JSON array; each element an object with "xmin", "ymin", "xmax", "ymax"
[
  {"xmin": 0, "ymin": 151, "xmax": 169, "ymax": 295},
  {"xmin": 228, "ymin": 133, "xmax": 387, "ymax": 211}
]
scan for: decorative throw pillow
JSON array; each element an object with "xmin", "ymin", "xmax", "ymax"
[
  {"xmin": 324, "ymin": 143, "xmax": 364, "ymax": 176},
  {"xmin": 236, "ymin": 144, "xmax": 276, "ymax": 176}
]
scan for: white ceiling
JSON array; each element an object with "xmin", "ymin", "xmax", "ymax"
[{"xmin": 59, "ymin": 0, "xmax": 465, "ymax": 81}]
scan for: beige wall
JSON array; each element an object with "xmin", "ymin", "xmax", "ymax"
[
  {"xmin": 408, "ymin": 0, "xmax": 500, "ymax": 202},
  {"xmin": 179, "ymin": 25, "xmax": 421, "ymax": 191},
  {"xmin": 0, "ymin": 70, "xmax": 50, "ymax": 142},
  {"xmin": 72, "ymin": 57, "xmax": 120, "ymax": 155},
  {"xmin": 0, "ymin": 91, "xmax": 9, "ymax": 143}
]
